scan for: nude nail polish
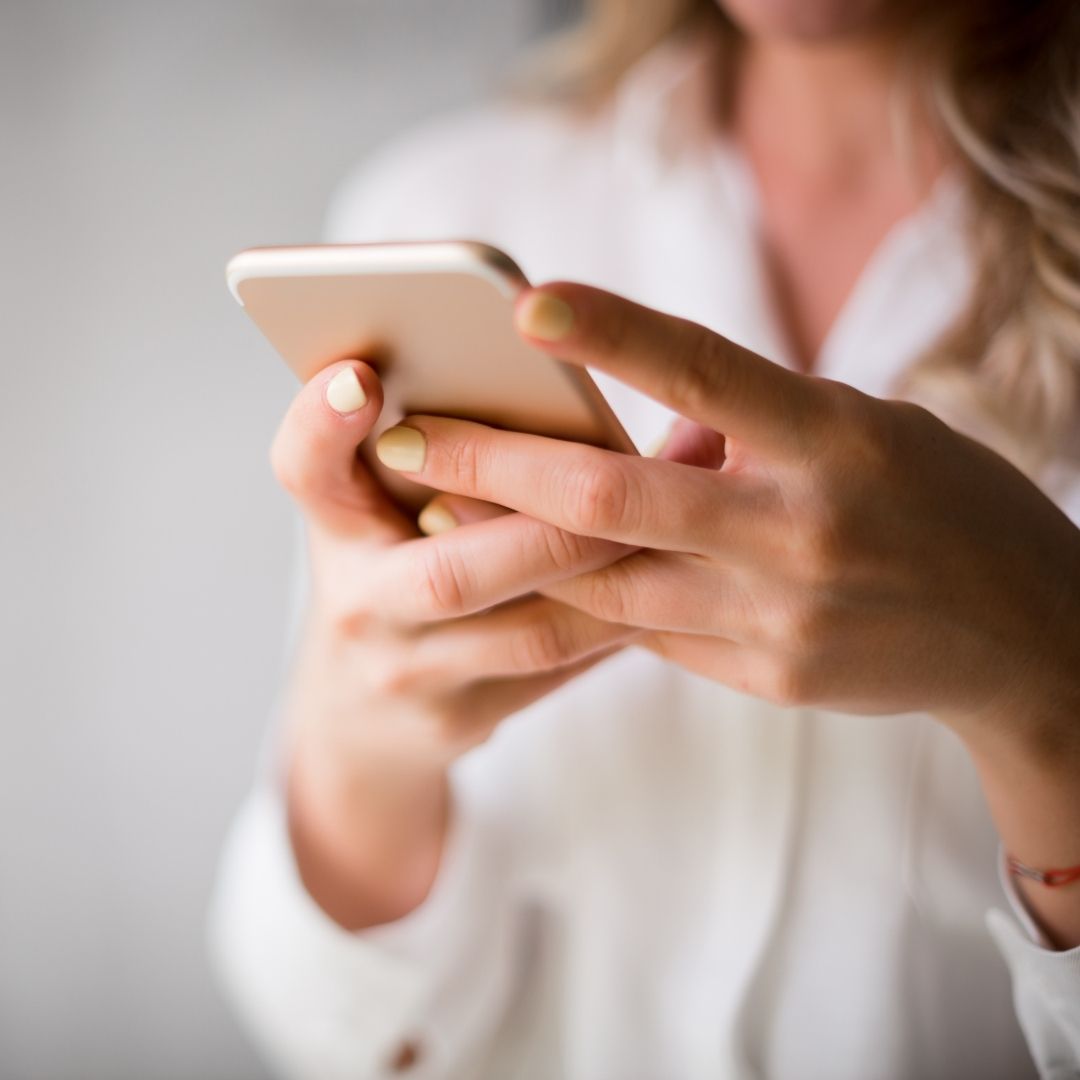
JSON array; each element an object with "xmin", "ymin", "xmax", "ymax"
[
  {"xmin": 376, "ymin": 426, "xmax": 426, "ymax": 472},
  {"xmin": 326, "ymin": 367, "xmax": 367, "ymax": 414},
  {"xmin": 516, "ymin": 292, "xmax": 575, "ymax": 341},
  {"xmin": 417, "ymin": 501, "xmax": 458, "ymax": 536}
]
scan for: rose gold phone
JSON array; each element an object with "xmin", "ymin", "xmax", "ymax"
[{"xmin": 226, "ymin": 240, "xmax": 634, "ymax": 509}]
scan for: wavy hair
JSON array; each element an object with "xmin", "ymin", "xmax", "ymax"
[{"xmin": 521, "ymin": 0, "xmax": 1080, "ymax": 474}]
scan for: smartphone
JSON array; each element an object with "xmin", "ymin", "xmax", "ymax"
[{"xmin": 226, "ymin": 240, "xmax": 635, "ymax": 510}]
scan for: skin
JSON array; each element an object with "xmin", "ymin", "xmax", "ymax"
[
  {"xmin": 388, "ymin": 285, "xmax": 1080, "ymax": 948},
  {"xmin": 280, "ymin": 1, "xmax": 1080, "ymax": 949},
  {"xmin": 274, "ymin": 360, "xmax": 635, "ymax": 926}
]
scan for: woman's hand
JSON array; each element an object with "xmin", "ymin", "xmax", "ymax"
[
  {"xmin": 272, "ymin": 359, "xmax": 639, "ymax": 928},
  {"xmin": 375, "ymin": 283, "xmax": 1080, "ymax": 744},
  {"xmin": 378, "ymin": 282, "xmax": 1080, "ymax": 945}
]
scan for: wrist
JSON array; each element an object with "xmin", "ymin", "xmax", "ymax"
[
  {"xmin": 959, "ymin": 689, "xmax": 1080, "ymax": 949},
  {"xmin": 941, "ymin": 515, "xmax": 1080, "ymax": 743},
  {"xmin": 967, "ymin": 725, "xmax": 1080, "ymax": 946},
  {"xmin": 286, "ymin": 722, "xmax": 450, "ymax": 930},
  {"xmin": 944, "ymin": 587, "xmax": 1080, "ymax": 759},
  {"xmin": 950, "ymin": 669, "xmax": 1080, "ymax": 773}
]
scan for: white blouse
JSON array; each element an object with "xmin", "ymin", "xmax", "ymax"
[{"xmin": 211, "ymin": 39, "xmax": 1080, "ymax": 1080}]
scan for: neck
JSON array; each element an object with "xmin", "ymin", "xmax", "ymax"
[{"xmin": 732, "ymin": 33, "xmax": 939, "ymax": 189}]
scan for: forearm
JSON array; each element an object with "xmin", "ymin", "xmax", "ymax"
[
  {"xmin": 282, "ymin": 633, "xmax": 451, "ymax": 932},
  {"xmin": 287, "ymin": 729, "xmax": 449, "ymax": 932}
]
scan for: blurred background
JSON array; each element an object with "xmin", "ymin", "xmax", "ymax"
[{"xmin": 0, "ymin": 2, "xmax": 571, "ymax": 1076}]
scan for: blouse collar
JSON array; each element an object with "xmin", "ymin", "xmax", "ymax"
[{"xmin": 607, "ymin": 30, "xmax": 727, "ymax": 184}]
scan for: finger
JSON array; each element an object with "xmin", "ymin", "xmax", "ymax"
[
  {"xmin": 514, "ymin": 283, "xmax": 831, "ymax": 457},
  {"xmin": 643, "ymin": 632, "xmax": 762, "ymax": 692},
  {"xmin": 644, "ymin": 633, "xmax": 810, "ymax": 708},
  {"xmin": 403, "ymin": 596, "xmax": 638, "ymax": 692},
  {"xmin": 416, "ymin": 494, "xmax": 508, "ymax": 536},
  {"xmin": 445, "ymin": 644, "xmax": 625, "ymax": 741},
  {"xmin": 366, "ymin": 510, "xmax": 632, "ymax": 623},
  {"xmin": 270, "ymin": 360, "xmax": 411, "ymax": 543},
  {"xmin": 376, "ymin": 416, "xmax": 770, "ymax": 556},
  {"xmin": 540, "ymin": 549, "xmax": 754, "ymax": 639}
]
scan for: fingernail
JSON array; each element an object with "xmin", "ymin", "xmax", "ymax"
[
  {"xmin": 516, "ymin": 292, "xmax": 574, "ymax": 341},
  {"xmin": 376, "ymin": 426, "xmax": 426, "ymax": 472},
  {"xmin": 326, "ymin": 367, "xmax": 367, "ymax": 414},
  {"xmin": 417, "ymin": 500, "xmax": 458, "ymax": 536}
]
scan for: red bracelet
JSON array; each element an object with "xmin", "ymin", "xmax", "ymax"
[{"xmin": 1007, "ymin": 855, "xmax": 1080, "ymax": 887}]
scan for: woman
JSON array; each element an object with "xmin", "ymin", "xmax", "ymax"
[{"xmin": 212, "ymin": 1, "xmax": 1080, "ymax": 1076}]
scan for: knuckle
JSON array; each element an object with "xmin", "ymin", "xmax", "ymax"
[
  {"xmin": 323, "ymin": 598, "xmax": 374, "ymax": 640},
  {"xmin": 315, "ymin": 596, "xmax": 380, "ymax": 643},
  {"xmin": 781, "ymin": 483, "xmax": 850, "ymax": 586},
  {"xmin": 891, "ymin": 398, "xmax": 940, "ymax": 433},
  {"xmin": 427, "ymin": 701, "xmax": 495, "ymax": 753},
  {"xmin": 762, "ymin": 656, "xmax": 818, "ymax": 708},
  {"xmin": 363, "ymin": 652, "xmax": 416, "ymax": 697},
  {"xmin": 848, "ymin": 396, "xmax": 893, "ymax": 471},
  {"xmin": 564, "ymin": 457, "xmax": 631, "ymax": 535},
  {"xmin": 670, "ymin": 328, "xmax": 729, "ymax": 417},
  {"xmin": 512, "ymin": 614, "xmax": 579, "ymax": 673},
  {"xmin": 538, "ymin": 524, "xmax": 595, "ymax": 575},
  {"xmin": 577, "ymin": 566, "xmax": 632, "ymax": 624},
  {"xmin": 589, "ymin": 301, "xmax": 633, "ymax": 358},
  {"xmin": 426, "ymin": 701, "xmax": 469, "ymax": 746},
  {"xmin": 793, "ymin": 507, "xmax": 846, "ymax": 585},
  {"xmin": 443, "ymin": 434, "xmax": 486, "ymax": 495},
  {"xmin": 887, "ymin": 399, "xmax": 950, "ymax": 465},
  {"xmin": 785, "ymin": 376, "xmax": 842, "ymax": 457},
  {"xmin": 766, "ymin": 598, "xmax": 823, "ymax": 653},
  {"xmin": 824, "ymin": 384, "xmax": 897, "ymax": 478},
  {"xmin": 414, "ymin": 544, "xmax": 472, "ymax": 619}
]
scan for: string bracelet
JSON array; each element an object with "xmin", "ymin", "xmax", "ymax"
[{"xmin": 1007, "ymin": 855, "xmax": 1080, "ymax": 888}]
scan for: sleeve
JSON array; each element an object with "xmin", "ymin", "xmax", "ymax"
[
  {"xmin": 208, "ymin": 757, "xmax": 525, "ymax": 1079},
  {"xmin": 986, "ymin": 901, "xmax": 1080, "ymax": 1080},
  {"xmin": 209, "ymin": 533, "xmax": 531, "ymax": 1076}
]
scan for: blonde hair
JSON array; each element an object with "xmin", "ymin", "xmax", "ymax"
[{"xmin": 523, "ymin": 0, "xmax": 1080, "ymax": 474}]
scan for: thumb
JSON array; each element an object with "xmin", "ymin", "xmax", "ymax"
[{"xmin": 271, "ymin": 359, "xmax": 412, "ymax": 544}]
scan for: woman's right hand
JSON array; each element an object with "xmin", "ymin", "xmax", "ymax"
[{"xmin": 272, "ymin": 360, "xmax": 636, "ymax": 929}]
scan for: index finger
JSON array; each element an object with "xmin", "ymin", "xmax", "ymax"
[
  {"xmin": 514, "ymin": 282, "xmax": 830, "ymax": 458},
  {"xmin": 375, "ymin": 416, "xmax": 770, "ymax": 556}
]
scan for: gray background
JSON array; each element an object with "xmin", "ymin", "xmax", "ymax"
[{"xmin": 0, "ymin": 2, "xmax": 564, "ymax": 1076}]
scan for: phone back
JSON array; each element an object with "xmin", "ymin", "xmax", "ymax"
[{"xmin": 228, "ymin": 242, "xmax": 633, "ymax": 508}]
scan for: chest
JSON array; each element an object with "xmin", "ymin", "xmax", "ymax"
[{"xmin": 753, "ymin": 176, "xmax": 927, "ymax": 371}]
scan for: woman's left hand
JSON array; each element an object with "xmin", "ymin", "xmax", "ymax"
[{"xmin": 376, "ymin": 282, "xmax": 1080, "ymax": 745}]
